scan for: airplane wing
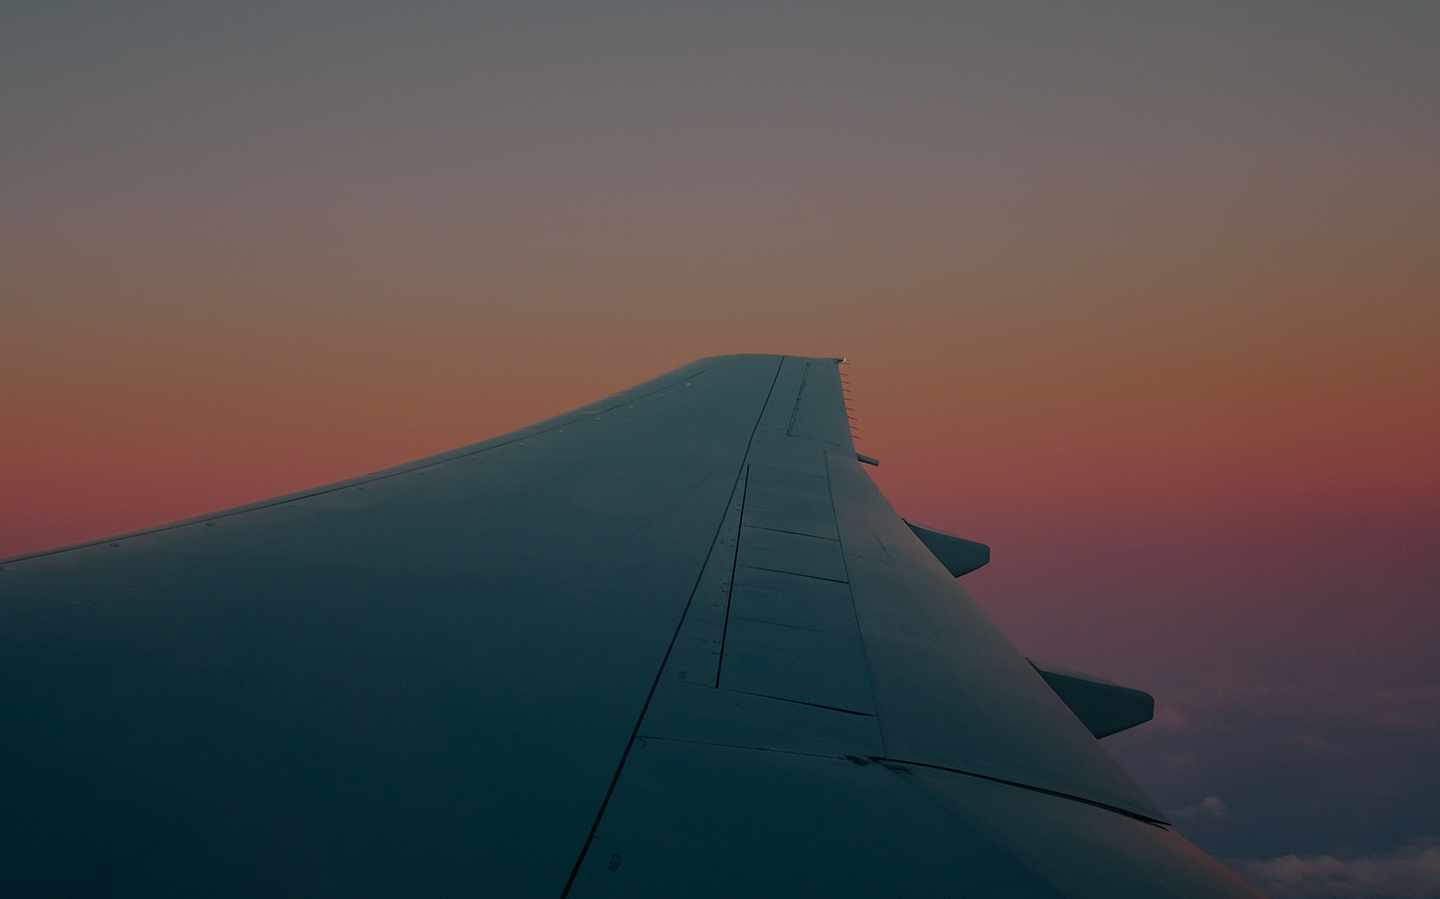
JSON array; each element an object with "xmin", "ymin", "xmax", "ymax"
[{"xmin": 0, "ymin": 354, "xmax": 1263, "ymax": 897}]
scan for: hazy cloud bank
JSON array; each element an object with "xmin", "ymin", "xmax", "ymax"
[
  {"xmin": 1173, "ymin": 795, "xmax": 1229, "ymax": 821},
  {"xmin": 1105, "ymin": 674, "xmax": 1440, "ymax": 860},
  {"xmin": 1234, "ymin": 838, "xmax": 1440, "ymax": 899}
]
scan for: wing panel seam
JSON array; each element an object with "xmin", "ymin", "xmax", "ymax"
[{"xmin": 558, "ymin": 355, "xmax": 787, "ymax": 898}]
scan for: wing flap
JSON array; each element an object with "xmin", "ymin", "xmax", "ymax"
[
  {"xmin": 784, "ymin": 360, "xmax": 854, "ymax": 448},
  {"xmin": 568, "ymin": 739, "xmax": 1067, "ymax": 898},
  {"xmin": 637, "ymin": 680, "xmax": 884, "ymax": 758},
  {"xmin": 568, "ymin": 737, "xmax": 1265, "ymax": 897}
]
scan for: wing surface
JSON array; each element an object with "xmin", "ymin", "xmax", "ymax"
[{"xmin": 0, "ymin": 355, "xmax": 1262, "ymax": 897}]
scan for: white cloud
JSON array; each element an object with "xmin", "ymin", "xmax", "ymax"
[
  {"xmin": 1172, "ymin": 795, "xmax": 1229, "ymax": 821},
  {"xmin": 1234, "ymin": 837, "xmax": 1440, "ymax": 899},
  {"xmin": 1149, "ymin": 699, "xmax": 1190, "ymax": 731}
]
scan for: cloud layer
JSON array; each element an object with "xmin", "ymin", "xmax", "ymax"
[{"xmin": 1235, "ymin": 838, "xmax": 1440, "ymax": 899}]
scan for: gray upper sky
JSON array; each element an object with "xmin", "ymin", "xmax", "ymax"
[{"xmin": 4, "ymin": 5, "xmax": 1438, "ymax": 896}]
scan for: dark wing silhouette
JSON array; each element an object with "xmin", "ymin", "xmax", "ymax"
[{"xmin": 0, "ymin": 355, "xmax": 1263, "ymax": 897}]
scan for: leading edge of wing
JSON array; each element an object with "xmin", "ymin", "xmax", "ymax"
[
  {"xmin": 0, "ymin": 355, "xmax": 745, "ymax": 567},
  {"xmin": 0, "ymin": 354, "xmax": 791, "ymax": 897}
]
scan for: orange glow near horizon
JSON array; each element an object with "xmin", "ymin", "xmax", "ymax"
[{"xmin": 4, "ymin": 4, "xmax": 1440, "ymax": 866}]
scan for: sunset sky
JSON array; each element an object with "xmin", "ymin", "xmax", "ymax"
[{"xmin": 3, "ymin": 4, "xmax": 1437, "ymax": 894}]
